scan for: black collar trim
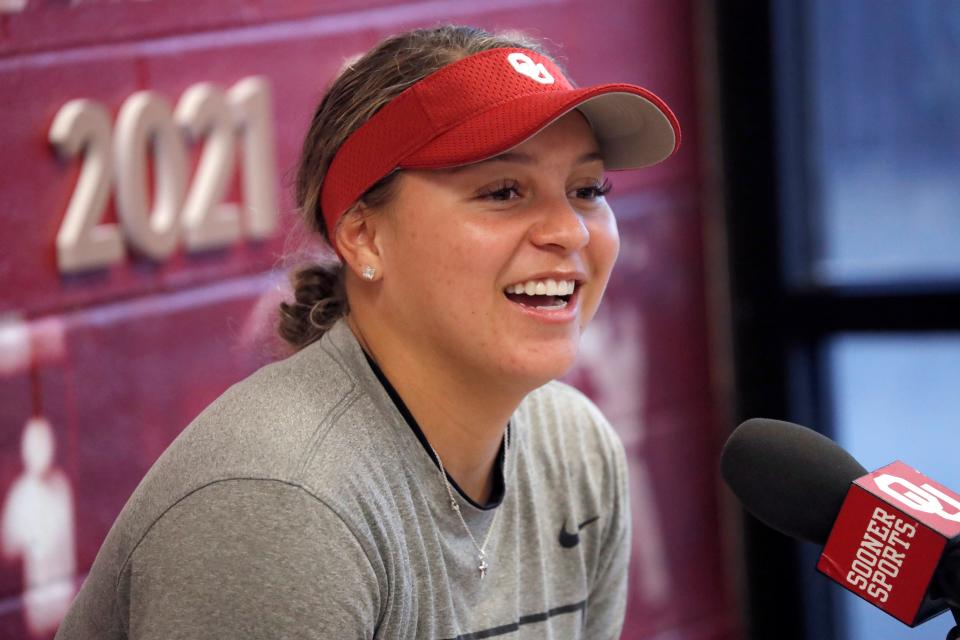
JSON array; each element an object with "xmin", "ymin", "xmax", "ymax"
[{"xmin": 361, "ymin": 350, "xmax": 506, "ymax": 510}]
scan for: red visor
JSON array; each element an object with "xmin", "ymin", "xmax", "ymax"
[{"xmin": 320, "ymin": 47, "xmax": 680, "ymax": 241}]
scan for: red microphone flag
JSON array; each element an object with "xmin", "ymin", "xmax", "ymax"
[{"xmin": 818, "ymin": 461, "xmax": 960, "ymax": 626}]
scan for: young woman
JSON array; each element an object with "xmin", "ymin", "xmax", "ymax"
[{"xmin": 56, "ymin": 25, "xmax": 679, "ymax": 640}]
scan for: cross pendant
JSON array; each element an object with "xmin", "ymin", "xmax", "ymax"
[{"xmin": 478, "ymin": 558, "xmax": 488, "ymax": 579}]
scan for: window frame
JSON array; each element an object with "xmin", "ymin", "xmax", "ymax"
[{"xmin": 714, "ymin": 2, "xmax": 960, "ymax": 639}]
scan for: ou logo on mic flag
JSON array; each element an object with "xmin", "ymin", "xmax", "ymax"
[
  {"xmin": 507, "ymin": 52, "xmax": 555, "ymax": 85},
  {"xmin": 818, "ymin": 461, "xmax": 960, "ymax": 627},
  {"xmin": 875, "ymin": 473, "xmax": 960, "ymax": 524}
]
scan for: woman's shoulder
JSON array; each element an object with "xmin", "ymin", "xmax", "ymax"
[
  {"xmin": 206, "ymin": 329, "xmax": 361, "ymax": 426},
  {"xmin": 95, "ymin": 330, "xmax": 406, "ymax": 596},
  {"xmin": 162, "ymin": 337, "xmax": 361, "ymax": 470},
  {"xmin": 175, "ymin": 323, "xmax": 406, "ymax": 480},
  {"xmin": 112, "ymin": 327, "xmax": 389, "ymax": 545}
]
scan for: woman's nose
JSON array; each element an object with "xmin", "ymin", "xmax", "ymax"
[{"xmin": 528, "ymin": 196, "xmax": 590, "ymax": 252}]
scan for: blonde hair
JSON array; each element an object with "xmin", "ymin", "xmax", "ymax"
[{"xmin": 279, "ymin": 25, "xmax": 557, "ymax": 350}]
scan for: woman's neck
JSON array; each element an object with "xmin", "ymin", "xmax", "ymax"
[{"xmin": 347, "ymin": 314, "xmax": 525, "ymax": 504}]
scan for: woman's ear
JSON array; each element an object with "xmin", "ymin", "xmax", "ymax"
[{"xmin": 334, "ymin": 203, "xmax": 383, "ymax": 281}]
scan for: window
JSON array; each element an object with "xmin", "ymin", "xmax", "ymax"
[
  {"xmin": 717, "ymin": 2, "xmax": 960, "ymax": 639},
  {"xmin": 829, "ymin": 334, "xmax": 960, "ymax": 639}
]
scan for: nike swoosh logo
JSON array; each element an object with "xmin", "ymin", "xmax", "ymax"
[{"xmin": 558, "ymin": 515, "xmax": 600, "ymax": 548}]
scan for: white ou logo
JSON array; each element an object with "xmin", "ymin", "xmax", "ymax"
[
  {"xmin": 875, "ymin": 474, "xmax": 960, "ymax": 524},
  {"xmin": 507, "ymin": 52, "xmax": 554, "ymax": 85}
]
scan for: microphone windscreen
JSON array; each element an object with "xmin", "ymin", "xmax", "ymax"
[{"xmin": 720, "ymin": 418, "xmax": 867, "ymax": 545}]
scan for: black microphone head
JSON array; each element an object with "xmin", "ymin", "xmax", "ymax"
[{"xmin": 720, "ymin": 418, "xmax": 868, "ymax": 545}]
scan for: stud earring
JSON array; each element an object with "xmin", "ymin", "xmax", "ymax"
[{"xmin": 361, "ymin": 265, "xmax": 377, "ymax": 281}]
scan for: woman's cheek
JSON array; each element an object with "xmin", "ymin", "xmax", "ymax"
[
  {"xmin": 591, "ymin": 210, "xmax": 621, "ymax": 279},
  {"xmin": 578, "ymin": 214, "xmax": 619, "ymax": 326}
]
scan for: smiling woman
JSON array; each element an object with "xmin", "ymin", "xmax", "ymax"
[
  {"xmin": 55, "ymin": 25, "xmax": 679, "ymax": 640},
  {"xmin": 344, "ymin": 113, "xmax": 621, "ymax": 429}
]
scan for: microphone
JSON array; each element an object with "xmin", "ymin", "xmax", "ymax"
[{"xmin": 720, "ymin": 418, "xmax": 960, "ymax": 634}]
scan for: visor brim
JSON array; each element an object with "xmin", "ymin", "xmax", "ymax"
[{"xmin": 401, "ymin": 83, "xmax": 680, "ymax": 171}]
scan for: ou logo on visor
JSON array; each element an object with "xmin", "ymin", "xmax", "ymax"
[
  {"xmin": 874, "ymin": 473, "xmax": 960, "ymax": 524},
  {"xmin": 507, "ymin": 52, "xmax": 555, "ymax": 85}
]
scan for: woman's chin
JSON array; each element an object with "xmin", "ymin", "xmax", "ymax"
[{"xmin": 492, "ymin": 340, "xmax": 580, "ymax": 389}]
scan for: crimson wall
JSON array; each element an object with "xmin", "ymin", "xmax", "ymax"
[{"xmin": 0, "ymin": 1, "xmax": 736, "ymax": 637}]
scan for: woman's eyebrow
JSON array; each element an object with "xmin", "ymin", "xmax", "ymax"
[{"xmin": 446, "ymin": 150, "xmax": 604, "ymax": 172}]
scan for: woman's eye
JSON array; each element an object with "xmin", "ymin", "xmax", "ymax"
[
  {"xmin": 477, "ymin": 178, "xmax": 612, "ymax": 202},
  {"xmin": 479, "ymin": 181, "xmax": 522, "ymax": 201},
  {"xmin": 573, "ymin": 178, "xmax": 613, "ymax": 200}
]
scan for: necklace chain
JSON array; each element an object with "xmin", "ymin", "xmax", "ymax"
[{"xmin": 427, "ymin": 427, "xmax": 509, "ymax": 580}]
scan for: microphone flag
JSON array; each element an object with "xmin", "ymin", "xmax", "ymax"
[{"xmin": 817, "ymin": 461, "xmax": 960, "ymax": 626}]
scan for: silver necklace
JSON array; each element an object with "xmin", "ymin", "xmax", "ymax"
[{"xmin": 427, "ymin": 427, "xmax": 509, "ymax": 579}]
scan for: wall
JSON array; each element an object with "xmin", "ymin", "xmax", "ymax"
[{"xmin": 0, "ymin": 1, "xmax": 735, "ymax": 637}]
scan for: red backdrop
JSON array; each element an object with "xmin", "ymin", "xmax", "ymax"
[{"xmin": 0, "ymin": 1, "xmax": 737, "ymax": 637}]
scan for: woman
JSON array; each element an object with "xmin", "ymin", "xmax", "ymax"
[{"xmin": 56, "ymin": 25, "xmax": 679, "ymax": 640}]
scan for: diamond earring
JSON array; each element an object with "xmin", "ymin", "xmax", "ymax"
[{"xmin": 361, "ymin": 265, "xmax": 377, "ymax": 281}]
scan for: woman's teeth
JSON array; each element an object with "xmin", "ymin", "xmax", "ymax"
[
  {"xmin": 504, "ymin": 279, "xmax": 576, "ymax": 296},
  {"xmin": 503, "ymin": 279, "xmax": 576, "ymax": 310}
]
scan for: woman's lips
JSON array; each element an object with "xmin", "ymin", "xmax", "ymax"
[{"xmin": 502, "ymin": 283, "xmax": 580, "ymax": 323}]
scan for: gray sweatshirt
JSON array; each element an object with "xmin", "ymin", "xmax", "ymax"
[{"xmin": 56, "ymin": 320, "xmax": 630, "ymax": 639}]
